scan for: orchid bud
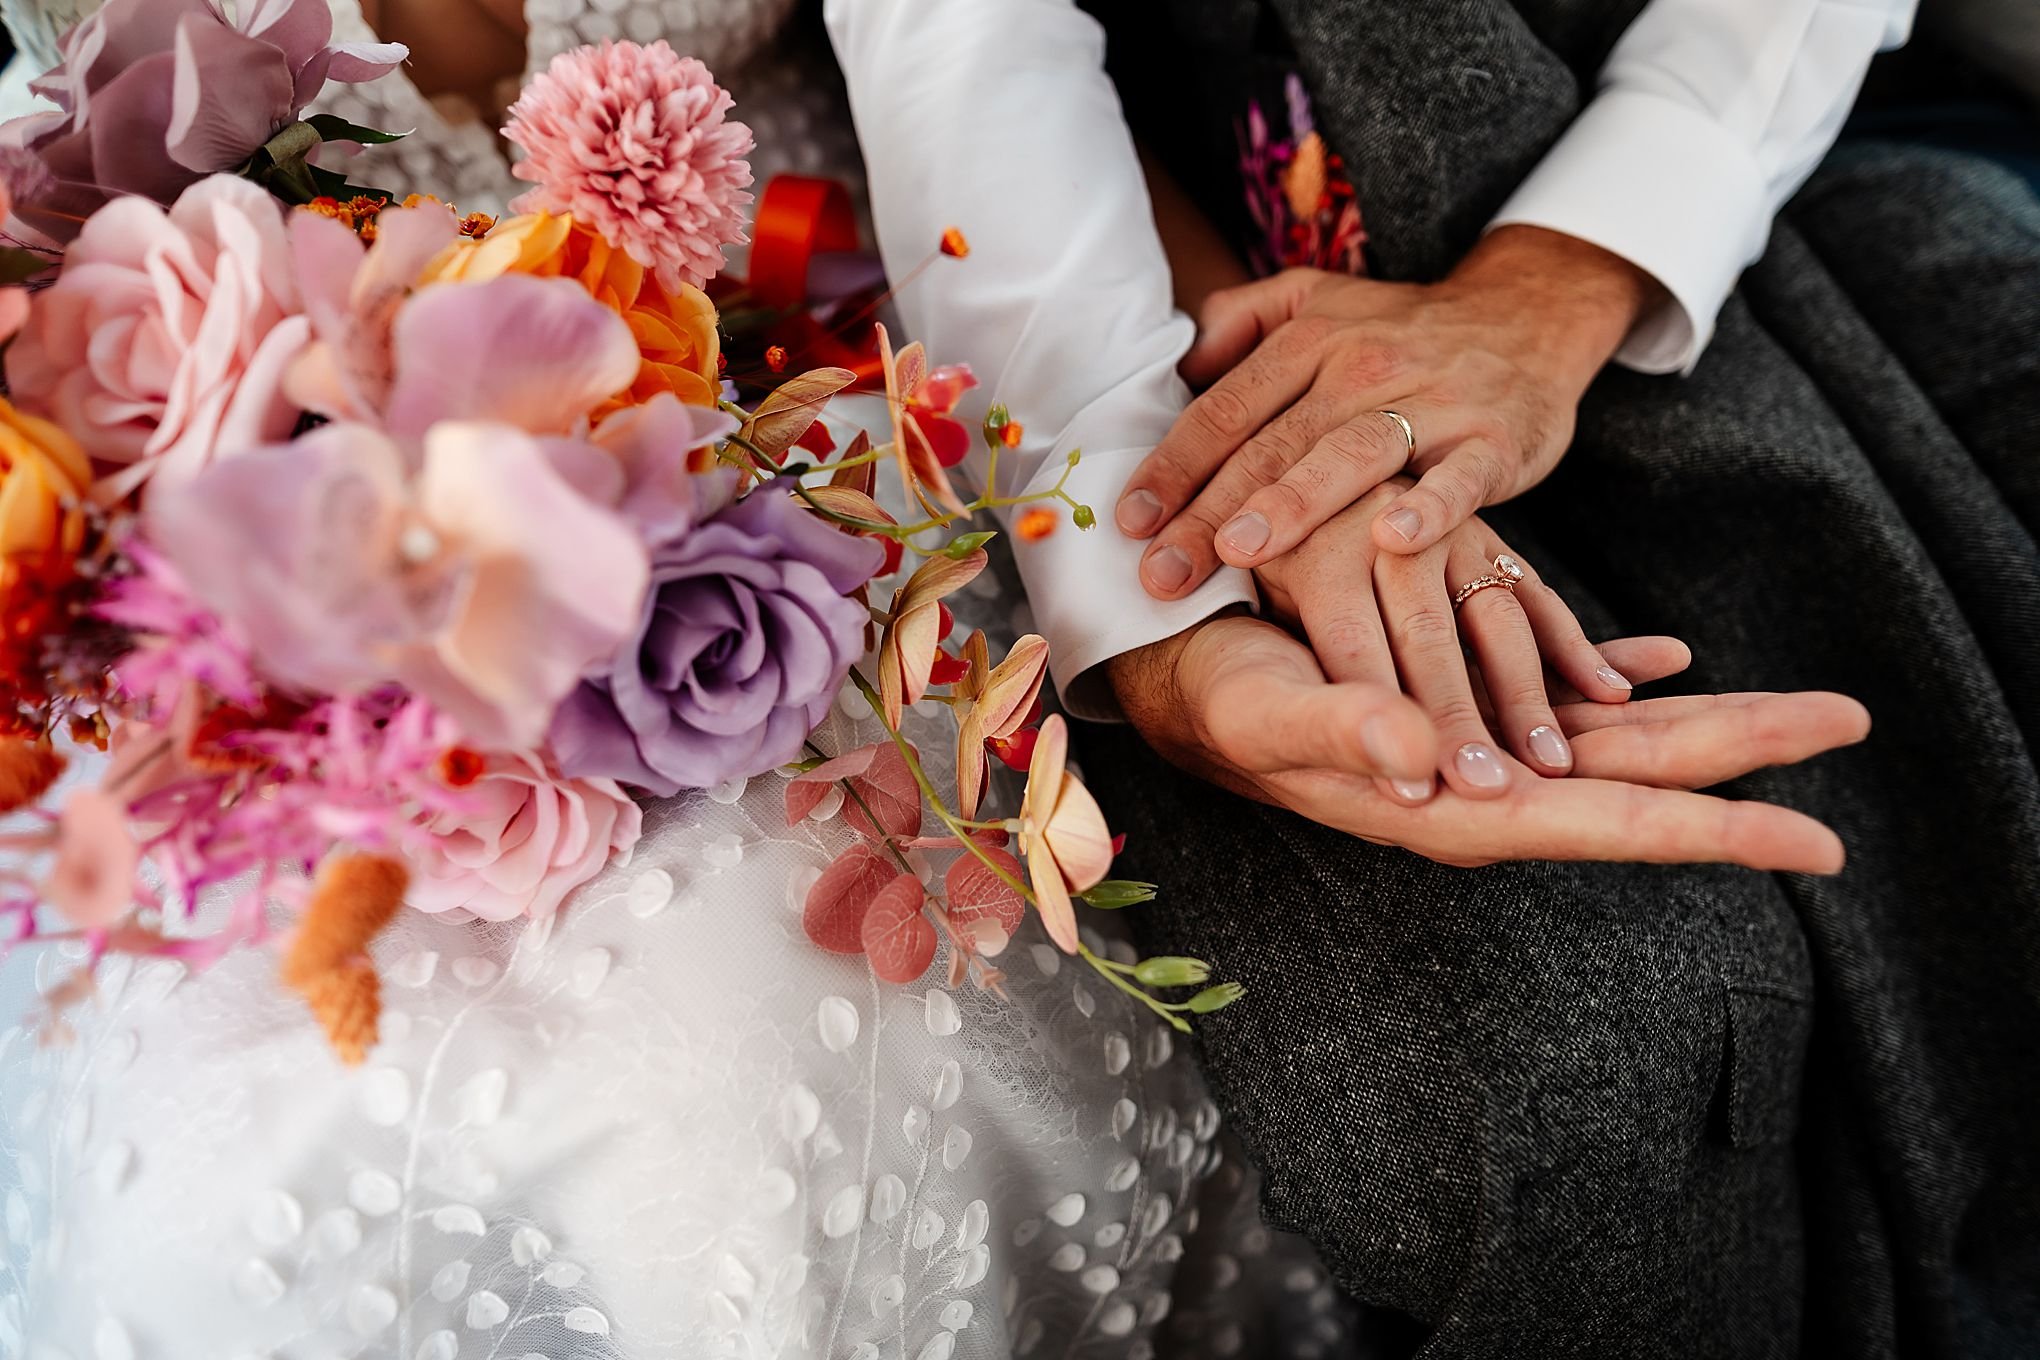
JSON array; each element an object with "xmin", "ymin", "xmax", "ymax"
[
  {"xmin": 1133, "ymin": 956, "xmax": 1211, "ymax": 988},
  {"xmin": 1186, "ymin": 982, "xmax": 1246, "ymax": 1014}
]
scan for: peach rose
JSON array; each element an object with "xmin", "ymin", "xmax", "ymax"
[
  {"xmin": 405, "ymin": 751, "xmax": 642, "ymax": 923},
  {"xmin": 421, "ymin": 212, "xmax": 721, "ymax": 414},
  {"xmin": 0, "ymin": 398, "xmax": 90, "ymax": 560},
  {"xmin": 4, "ymin": 176, "xmax": 309, "ymax": 502}
]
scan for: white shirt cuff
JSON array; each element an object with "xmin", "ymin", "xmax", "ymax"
[
  {"xmin": 1004, "ymin": 326, "xmax": 1258, "ymax": 721},
  {"xmin": 1488, "ymin": 87, "xmax": 1771, "ymax": 375}
]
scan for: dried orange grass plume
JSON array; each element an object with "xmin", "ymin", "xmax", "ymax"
[
  {"xmin": 0, "ymin": 737, "xmax": 64, "ymax": 812},
  {"xmin": 282, "ymin": 854, "xmax": 409, "ymax": 1065}
]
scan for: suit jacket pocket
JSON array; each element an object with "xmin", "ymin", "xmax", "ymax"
[{"xmin": 1714, "ymin": 980, "xmax": 1814, "ymax": 1149}]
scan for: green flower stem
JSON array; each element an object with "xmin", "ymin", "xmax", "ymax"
[
  {"xmin": 803, "ymin": 738, "xmax": 915, "ymax": 878},
  {"xmin": 1080, "ymin": 945, "xmax": 1192, "ymax": 1034},
  {"xmin": 847, "ymin": 668, "xmax": 1034, "ymax": 904}
]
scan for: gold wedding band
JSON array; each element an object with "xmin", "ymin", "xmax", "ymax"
[
  {"xmin": 1380, "ymin": 409, "xmax": 1416, "ymax": 456},
  {"xmin": 1451, "ymin": 553, "xmax": 1527, "ymax": 611}
]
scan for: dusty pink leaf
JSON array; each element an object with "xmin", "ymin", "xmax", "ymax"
[
  {"xmin": 897, "ymin": 549, "xmax": 987, "ymax": 616},
  {"xmin": 841, "ymin": 741, "xmax": 924, "ymax": 842},
  {"xmin": 945, "ymin": 847, "xmax": 1026, "ymax": 940},
  {"xmin": 803, "ymin": 843, "xmax": 895, "ymax": 954},
  {"xmin": 977, "ymin": 634, "xmax": 1050, "ymax": 739},
  {"xmin": 829, "ymin": 429, "xmax": 876, "ymax": 494},
  {"xmin": 785, "ymin": 744, "xmax": 884, "ymax": 825},
  {"xmin": 860, "ymin": 872, "xmax": 936, "ymax": 983},
  {"xmin": 742, "ymin": 366, "xmax": 857, "ymax": 459}
]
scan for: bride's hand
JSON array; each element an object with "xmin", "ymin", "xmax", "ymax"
[
  {"xmin": 1106, "ymin": 615, "xmax": 1868, "ymax": 873},
  {"xmin": 1252, "ymin": 480, "xmax": 1634, "ymax": 799}
]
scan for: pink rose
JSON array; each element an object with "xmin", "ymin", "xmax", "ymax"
[
  {"xmin": 405, "ymin": 753, "xmax": 643, "ymax": 923},
  {"xmin": 5, "ymin": 175, "xmax": 308, "ymax": 501}
]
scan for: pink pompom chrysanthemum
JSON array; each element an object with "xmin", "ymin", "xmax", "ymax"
[{"xmin": 504, "ymin": 40, "xmax": 755, "ymax": 291}]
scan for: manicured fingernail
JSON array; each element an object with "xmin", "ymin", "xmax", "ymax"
[
  {"xmin": 1382, "ymin": 507, "xmax": 1422, "ymax": 542},
  {"xmin": 1389, "ymin": 775, "xmax": 1435, "ymax": 802},
  {"xmin": 1218, "ymin": 510, "xmax": 1271, "ymax": 557},
  {"xmin": 1117, "ymin": 488, "xmax": 1164, "ymax": 537},
  {"xmin": 1145, "ymin": 545, "xmax": 1192, "ymax": 593},
  {"xmin": 1595, "ymin": 665, "xmax": 1633, "ymax": 692},
  {"xmin": 1527, "ymin": 724, "xmax": 1572, "ymax": 770},
  {"xmin": 1361, "ymin": 715, "xmax": 1418, "ymax": 777},
  {"xmin": 1453, "ymin": 742, "xmax": 1509, "ymax": 789}
]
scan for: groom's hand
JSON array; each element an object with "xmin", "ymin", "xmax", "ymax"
[
  {"xmin": 1107, "ymin": 615, "xmax": 1867, "ymax": 872},
  {"xmin": 1114, "ymin": 227, "xmax": 1659, "ymax": 599}
]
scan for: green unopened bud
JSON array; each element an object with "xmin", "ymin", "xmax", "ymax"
[
  {"xmin": 1133, "ymin": 956, "xmax": 1211, "ymax": 988},
  {"xmin": 1071, "ymin": 503, "xmax": 1097, "ymax": 530},
  {"xmin": 1065, "ymin": 447, "xmax": 1083, "ymax": 467},
  {"xmin": 943, "ymin": 530, "xmax": 998, "ymax": 558},
  {"xmin": 1186, "ymin": 982, "xmax": 1246, "ymax": 1014},
  {"xmin": 982, "ymin": 403, "xmax": 1013, "ymax": 450},
  {"xmin": 1078, "ymin": 879, "xmax": 1157, "ymax": 909}
]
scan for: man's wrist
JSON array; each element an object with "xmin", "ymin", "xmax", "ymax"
[{"xmin": 1448, "ymin": 224, "xmax": 1660, "ymax": 394}]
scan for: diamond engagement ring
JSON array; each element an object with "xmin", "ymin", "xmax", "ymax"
[{"xmin": 1452, "ymin": 553, "xmax": 1527, "ymax": 610}]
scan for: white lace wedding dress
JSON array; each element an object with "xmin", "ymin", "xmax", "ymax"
[{"xmin": 0, "ymin": 4, "xmax": 1361, "ymax": 1357}]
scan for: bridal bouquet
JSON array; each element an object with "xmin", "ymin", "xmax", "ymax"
[{"xmin": 0, "ymin": 3, "xmax": 1237, "ymax": 1062}]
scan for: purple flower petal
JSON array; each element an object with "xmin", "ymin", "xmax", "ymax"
[{"xmin": 168, "ymin": 18, "xmax": 295, "ymax": 172}]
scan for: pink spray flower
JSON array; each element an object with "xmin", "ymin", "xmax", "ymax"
[{"xmin": 504, "ymin": 39, "xmax": 755, "ymax": 292}]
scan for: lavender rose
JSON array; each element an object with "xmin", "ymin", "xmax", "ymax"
[
  {"xmin": 551, "ymin": 481, "xmax": 885, "ymax": 795},
  {"xmin": 1, "ymin": 0, "xmax": 404, "ymax": 242}
]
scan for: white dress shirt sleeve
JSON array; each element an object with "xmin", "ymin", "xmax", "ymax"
[
  {"xmin": 1490, "ymin": 0, "xmax": 1918, "ymax": 374},
  {"xmin": 822, "ymin": 0, "xmax": 1256, "ymax": 719}
]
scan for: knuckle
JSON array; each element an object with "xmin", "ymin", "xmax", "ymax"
[
  {"xmin": 1283, "ymin": 313, "xmax": 1337, "ymax": 350},
  {"xmin": 1431, "ymin": 459, "xmax": 1492, "ymax": 512},
  {"xmin": 1316, "ymin": 421, "xmax": 1387, "ymax": 473},
  {"xmin": 1257, "ymin": 477, "xmax": 1315, "ymax": 525},
  {"xmin": 1338, "ymin": 342, "xmax": 1403, "ymax": 389},
  {"xmin": 1239, "ymin": 432, "xmax": 1300, "ymax": 484},
  {"xmin": 1427, "ymin": 694, "xmax": 1487, "ymax": 734},
  {"xmin": 1388, "ymin": 602, "xmax": 1460, "ymax": 654},
  {"xmin": 1190, "ymin": 384, "xmax": 1254, "ymax": 443}
]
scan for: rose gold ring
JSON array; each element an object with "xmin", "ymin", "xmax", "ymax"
[{"xmin": 1451, "ymin": 553, "xmax": 1527, "ymax": 611}]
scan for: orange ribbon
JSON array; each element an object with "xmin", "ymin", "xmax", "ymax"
[{"xmin": 747, "ymin": 174, "xmax": 883, "ymax": 383}]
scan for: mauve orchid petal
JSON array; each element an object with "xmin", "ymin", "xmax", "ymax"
[
  {"xmin": 412, "ymin": 421, "xmax": 650, "ymax": 750},
  {"xmin": 318, "ymin": 41, "xmax": 409, "ymax": 84},
  {"xmin": 287, "ymin": 205, "xmax": 459, "ymax": 425},
  {"xmin": 167, "ymin": 17, "xmax": 294, "ymax": 174},
  {"xmin": 242, "ymin": 0, "xmax": 334, "ymax": 70},
  {"xmin": 383, "ymin": 276, "xmax": 639, "ymax": 440},
  {"xmin": 146, "ymin": 423, "xmax": 412, "ymax": 694},
  {"xmin": 83, "ymin": 53, "xmax": 189, "ymax": 203},
  {"xmin": 590, "ymin": 393, "xmax": 740, "ymax": 543},
  {"xmin": 78, "ymin": 0, "xmax": 216, "ymax": 80}
]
